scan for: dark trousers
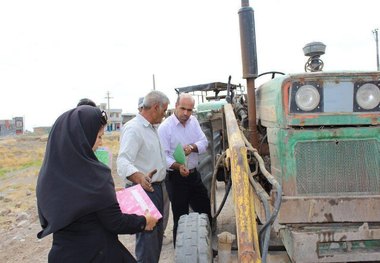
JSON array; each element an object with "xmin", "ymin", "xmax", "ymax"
[{"xmin": 167, "ymin": 169, "xmax": 211, "ymax": 246}]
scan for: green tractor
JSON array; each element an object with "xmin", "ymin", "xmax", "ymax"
[{"xmin": 173, "ymin": 1, "xmax": 380, "ymax": 262}]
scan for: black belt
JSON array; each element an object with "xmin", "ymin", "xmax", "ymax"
[
  {"xmin": 167, "ymin": 168, "xmax": 196, "ymax": 174},
  {"xmin": 126, "ymin": 181, "xmax": 163, "ymax": 188}
]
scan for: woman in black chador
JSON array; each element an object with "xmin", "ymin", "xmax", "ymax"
[{"xmin": 36, "ymin": 105, "xmax": 157, "ymax": 263}]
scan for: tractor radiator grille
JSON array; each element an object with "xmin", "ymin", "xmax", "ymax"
[{"xmin": 295, "ymin": 139, "xmax": 380, "ymax": 195}]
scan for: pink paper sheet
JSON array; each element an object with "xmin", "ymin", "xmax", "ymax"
[{"xmin": 116, "ymin": 184, "xmax": 162, "ymax": 220}]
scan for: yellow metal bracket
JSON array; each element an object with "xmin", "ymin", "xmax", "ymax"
[
  {"xmin": 223, "ymin": 104, "xmax": 261, "ymax": 263},
  {"xmin": 224, "ymin": 148, "xmax": 231, "ymax": 172}
]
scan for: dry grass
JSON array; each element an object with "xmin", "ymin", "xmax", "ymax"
[
  {"xmin": 0, "ymin": 132, "xmax": 120, "ymax": 177},
  {"xmin": 0, "ymin": 136, "xmax": 45, "ymax": 178},
  {"xmin": 0, "ymin": 131, "xmax": 121, "ymax": 228}
]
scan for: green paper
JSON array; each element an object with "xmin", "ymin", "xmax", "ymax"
[
  {"xmin": 95, "ymin": 147, "xmax": 111, "ymax": 167},
  {"xmin": 173, "ymin": 143, "xmax": 186, "ymax": 164}
]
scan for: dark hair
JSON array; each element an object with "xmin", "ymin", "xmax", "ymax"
[{"xmin": 77, "ymin": 98, "xmax": 96, "ymax": 107}]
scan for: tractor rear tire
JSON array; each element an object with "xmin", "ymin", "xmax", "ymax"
[{"xmin": 198, "ymin": 121, "xmax": 222, "ymax": 195}]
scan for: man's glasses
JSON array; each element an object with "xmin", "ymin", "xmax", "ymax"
[{"xmin": 101, "ymin": 111, "xmax": 108, "ymax": 125}]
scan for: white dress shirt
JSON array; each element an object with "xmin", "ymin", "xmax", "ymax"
[
  {"xmin": 158, "ymin": 114, "xmax": 208, "ymax": 170},
  {"xmin": 117, "ymin": 114, "xmax": 167, "ymax": 184}
]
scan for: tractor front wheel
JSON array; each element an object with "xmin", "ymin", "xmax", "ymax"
[{"xmin": 175, "ymin": 212, "xmax": 213, "ymax": 263}]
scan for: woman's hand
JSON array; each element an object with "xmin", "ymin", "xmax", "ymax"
[{"xmin": 144, "ymin": 210, "xmax": 158, "ymax": 231}]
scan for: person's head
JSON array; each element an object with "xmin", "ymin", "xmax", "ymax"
[
  {"xmin": 92, "ymin": 110, "xmax": 108, "ymax": 151},
  {"xmin": 72, "ymin": 105, "xmax": 107, "ymax": 151},
  {"xmin": 77, "ymin": 98, "xmax": 96, "ymax": 107},
  {"xmin": 76, "ymin": 101, "xmax": 106, "ymax": 151},
  {"xmin": 141, "ymin": 90, "xmax": 170, "ymax": 124},
  {"xmin": 175, "ymin": 93, "xmax": 195, "ymax": 125},
  {"xmin": 137, "ymin": 97, "xmax": 144, "ymax": 112}
]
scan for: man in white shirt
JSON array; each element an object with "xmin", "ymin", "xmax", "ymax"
[
  {"xmin": 137, "ymin": 95, "xmax": 171, "ymax": 244},
  {"xmin": 117, "ymin": 90, "xmax": 169, "ymax": 262},
  {"xmin": 158, "ymin": 93, "xmax": 211, "ymax": 246}
]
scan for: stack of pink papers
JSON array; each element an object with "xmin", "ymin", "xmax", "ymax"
[{"xmin": 116, "ymin": 184, "xmax": 162, "ymax": 220}]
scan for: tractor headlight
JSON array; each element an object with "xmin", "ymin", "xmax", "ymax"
[
  {"xmin": 356, "ymin": 83, "xmax": 380, "ymax": 110},
  {"xmin": 295, "ymin": 85, "xmax": 321, "ymax": 111}
]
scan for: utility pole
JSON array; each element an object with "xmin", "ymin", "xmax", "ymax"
[
  {"xmin": 373, "ymin": 28, "xmax": 380, "ymax": 71},
  {"xmin": 104, "ymin": 91, "xmax": 113, "ymax": 131},
  {"xmin": 104, "ymin": 91, "xmax": 113, "ymax": 116},
  {"xmin": 152, "ymin": 74, "xmax": 156, "ymax": 90}
]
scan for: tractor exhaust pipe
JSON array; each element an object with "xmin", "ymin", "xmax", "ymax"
[{"xmin": 238, "ymin": 0, "xmax": 259, "ymax": 149}]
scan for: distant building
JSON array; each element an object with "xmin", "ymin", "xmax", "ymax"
[
  {"xmin": 33, "ymin": 126, "xmax": 51, "ymax": 135},
  {"xmin": 99, "ymin": 103, "xmax": 123, "ymax": 131},
  {"xmin": 0, "ymin": 117, "xmax": 24, "ymax": 137},
  {"xmin": 121, "ymin": 113, "xmax": 136, "ymax": 125}
]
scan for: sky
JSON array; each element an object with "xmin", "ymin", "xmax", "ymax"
[{"xmin": 1, "ymin": 0, "xmax": 379, "ymax": 131}]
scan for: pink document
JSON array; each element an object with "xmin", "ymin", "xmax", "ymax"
[{"xmin": 116, "ymin": 184, "xmax": 162, "ymax": 220}]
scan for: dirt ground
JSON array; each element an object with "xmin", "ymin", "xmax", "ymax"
[
  {"xmin": 0, "ymin": 132, "xmax": 238, "ymax": 263},
  {"xmin": 0, "ymin": 133, "xmax": 175, "ymax": 263}
]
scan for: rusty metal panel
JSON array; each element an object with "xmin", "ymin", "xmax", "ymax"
[
  {"xmin": 209, "ymin": 111, "xmax": 224, "ymax": 131},
  {"xmin": 277, "ymin": 195, "xmax": 380, "ymax": 224},
  {"xmin": 224, "ymin": 104, "xmax": 261, "ymax": 262},
  {"xmin": 281, "ymin": 223, "xmax": 380, "ymax": 262}
]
